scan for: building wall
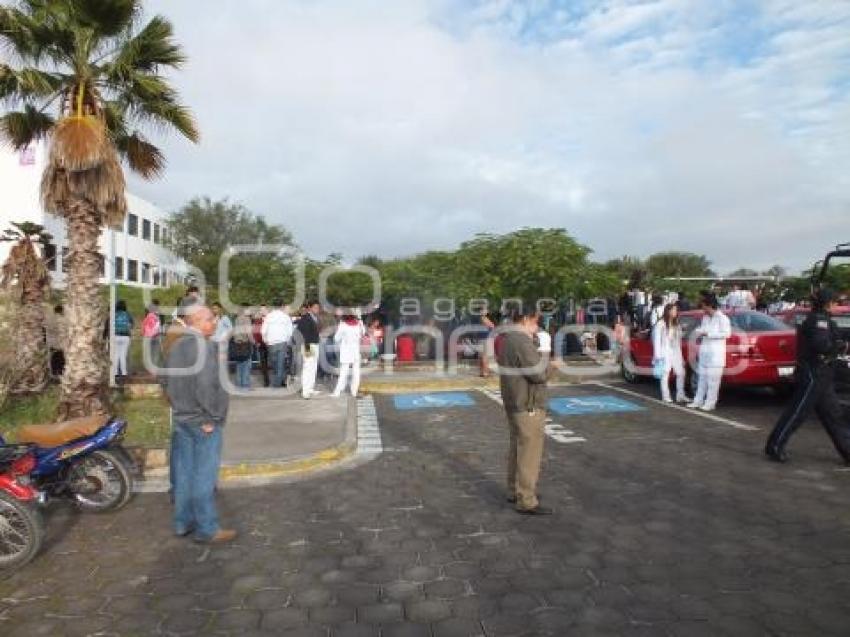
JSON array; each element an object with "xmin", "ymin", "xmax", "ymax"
[{"xmin": 0, "ymin": 142, "xmax": 189, "ymax": 289}]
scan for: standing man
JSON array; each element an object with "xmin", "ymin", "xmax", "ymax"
[
  {"xmin": 252, "ymin": 305, "xmax": 270, "ymax": 387},
  {"xmin": 162, "ymin": 302, "xmax": 236, "ymax": 544},
  {"xmin": 211, "ymin": 302, "xmax": 232, "ymax": 345},
  {"xmin": 765, "ymin": 289, "xmax": 850, "ymax": 464},
  {"xmin": 688, "ymin": 292, "xmax": 731, "ymax": 412},
  {"xmin": 498, "ymin": 308, "xmax": 553, "ymax": 516},
  {"xmin": 296, "ymin": 300, "xmax": 322, "ymax": 399},
  {"xmin": 262, "ymin": 300, "xmax": 294, "ymax": 388}
]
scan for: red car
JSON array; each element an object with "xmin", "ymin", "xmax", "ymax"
[{"xmin": 623, "ymin": 310, "xmax": 797, "ymax": 392}]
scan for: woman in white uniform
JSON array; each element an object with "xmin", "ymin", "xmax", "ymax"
[
  {"xmin": 688, "ymin": 293, "xmax": 731, "ymax": 412},
  {"xmin": 652, "ymin": 303, "xmax": 688, "ymax": 403},
  {"xmin": 333, "ymin": 314, "xmax": 366, "ymax": 397}
]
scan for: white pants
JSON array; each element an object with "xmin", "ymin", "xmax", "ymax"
[
  {"xmin": 660, "ymin": 355, "xmax": 686, "ymax": 401},
  {"xmin": 113, "ymin": 335, "xmax": 131, "ymax": 377},
  {"xmin": 694, "ymin": 365, "xmax": 723, "ymax": 408},
  {"xmin": 301, "ymin": 345, "xmax": 318, "ymax": 397},
  {"xmin": 334, "ymin": 360, "xmax": 361, "ymax": 397}
]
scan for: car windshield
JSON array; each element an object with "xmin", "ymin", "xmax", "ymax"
[
  {"xmin": 833, "ymin": 315, "xmax": 850, "ymax": 329},
  {"xmin": 730, "ymin": 311, "xmax": 790, "ymax": 332}
]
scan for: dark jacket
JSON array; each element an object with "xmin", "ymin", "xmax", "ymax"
[
  {"xmin": 798, "ymin": 311, "xmax": 843, "ymax": 368},
  {"xmin": 497, "ymin": 330, "xmax": 549, "ymax": 413},
  {"xmin": 163, "ymin": 330, "xmax": 229, "ymax": 428},
  {"xmin": 296, "ymin": 312, "xmax": 320, "ymax": 346}
]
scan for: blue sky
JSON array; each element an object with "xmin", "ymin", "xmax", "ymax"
[{"xmin": 134, "ymin": 0, "xmax": 850, "ymax": 273}]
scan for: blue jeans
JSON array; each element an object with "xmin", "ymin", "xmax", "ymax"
[
  {"xmin": 172, "ymin": 422, "xmax": 223, "ymax": 540},
  {"xmin": 269, "ymin": 343, "xmax": 288, "ymax": 388},
  {"xmin": 236, "ymin": 359, "xmax": 252, "ymax": 388}
]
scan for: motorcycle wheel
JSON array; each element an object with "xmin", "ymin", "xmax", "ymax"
[
  {"xmin": 0, "ymin": 491, "xmax": 44, "ymax": 572},
  {"xmin": 69, "ymin": 449, "xmax": 134, "ymax": 513}
]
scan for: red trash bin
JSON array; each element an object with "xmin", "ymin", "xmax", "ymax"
[{"xmin": 396, "ymin": 335, "xmax": 415, "ymax": 362}]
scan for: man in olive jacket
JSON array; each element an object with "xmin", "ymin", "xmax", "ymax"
[{"xmin": 498, "ymin": 309, "xmax": 553, "ymax": 515}]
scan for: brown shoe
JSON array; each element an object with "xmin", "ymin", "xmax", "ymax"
[{"xmin": 208, "ymin": 528, "xmax": 237, "ymax": 544}]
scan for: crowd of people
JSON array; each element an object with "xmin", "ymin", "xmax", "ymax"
[{"xmin": 107, "ymin": 287, "xmax": 386, "ymax": 399}]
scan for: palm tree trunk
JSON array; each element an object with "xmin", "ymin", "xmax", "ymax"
[
  {"xmin": 57, "ymin": 196, "xmax": 109, "ymax": 419},
  {"xmin": 10, "ymin": 301, "xmax": 48, "ymax": 394}
]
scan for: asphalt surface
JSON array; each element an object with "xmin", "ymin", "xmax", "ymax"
[{"xmin": 1, "ymin": 382, "xmax": 849, "ymax": 636}]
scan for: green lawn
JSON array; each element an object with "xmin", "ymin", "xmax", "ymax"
[{"xmin": 0, "ymin": 386, "xmax": 171, "ymax": 448}]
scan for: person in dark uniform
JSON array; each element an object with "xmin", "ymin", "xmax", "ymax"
[{"xmin": 764, "ymin": 288, "xmax": 850, "ymax": 464}]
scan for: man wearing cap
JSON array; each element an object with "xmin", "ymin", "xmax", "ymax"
[{"xmin": 765, "ymin": 289, "xmax": 850, "ymax": 464}]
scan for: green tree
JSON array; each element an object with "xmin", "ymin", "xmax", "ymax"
[
  {"xmin": 727, "ymin": 268, "xmax": 759, "ymax": 277},
  {"xmin": 166, "ymin": 197, "xmax": 296, "ymax": 288},
  {"xmin": 0, "ymin": 0, "xmax": 198, "ymax": 418},
  {"xmin": 646, "ymin": 251, "xmax": 715, "ymax": 280}
]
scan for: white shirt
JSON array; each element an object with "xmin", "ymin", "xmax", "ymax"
[
  {"xmin": 213, "ymin": 315, "xmax": 232, "ymax": 343},
  {"xmin": 537, "ymin": 330, "xmax": 552, "ymax": 354},
  {"xmin": 262, "ymin": 309, "xmax": 294, "ymax": 346},
  {"xmin": 697, "ymin": 310, "xmax": 732, "ymax": 369},
  {"xmin": 652, "ymin": 322, "xmax": 682, "ymax": 362},
  {"xmin": 335, "ymin": 320, "xmax": 366, "ymax": 364}
]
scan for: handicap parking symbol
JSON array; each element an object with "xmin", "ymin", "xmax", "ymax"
[
  {"xmin": 393, "ymin": 392, "xmax": 477, "ymax": 411},
  {"xmin": 548, "ymin": 395, "xmax": 644, "ymax": 417}
]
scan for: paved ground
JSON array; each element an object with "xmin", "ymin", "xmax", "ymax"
[
  {"xmin": 223, "ymin": 393, "xmax": 348, "ymax": 464},
  {"xmin": 2, "ymin": 382, "xmax": 849, "ymax": 636}
]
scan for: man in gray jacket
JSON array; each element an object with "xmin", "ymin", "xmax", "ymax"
[
  {"xmin": 163, "ymin": 302, "xmax": 236, "ymax": 543},
  {"xmin": 498, "ymin": 309, "xmax": 553, "ymax": 515}
]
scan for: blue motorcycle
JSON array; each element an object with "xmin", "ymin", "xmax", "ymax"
[{"xmin": 0, "ymin": 415, "xmax": 134, "ymax": 512}]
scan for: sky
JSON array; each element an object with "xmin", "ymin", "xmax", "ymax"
[{"xmin": 131, "ymin": 0, "xmax": 850, "ymax": 274}]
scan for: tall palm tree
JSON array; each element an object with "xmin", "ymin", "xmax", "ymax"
[
  {"xmin": 0, "ymin": 1, "xmax": 199, "ymax": 418},
  {"xmin": 0, "ymin": 221, "xmax": 52, "ymax": 394}
]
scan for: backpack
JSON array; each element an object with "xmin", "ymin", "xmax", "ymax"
[{"xmin": 115, "ymin": 311, "xmax": 132, "ymax": 336}]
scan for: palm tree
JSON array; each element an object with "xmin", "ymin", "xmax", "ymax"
[
  {"xmin": 0, "ymin": 221, "xmax": 52, "ymax": 394},
  {"xmin": 0, "ymin": 1, "xmax": 199, "ymax": 418}
]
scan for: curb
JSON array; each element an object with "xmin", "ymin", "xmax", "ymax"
[{"xmin": 133, "ymin": 396, "xmax": 359, "ymax": 492}]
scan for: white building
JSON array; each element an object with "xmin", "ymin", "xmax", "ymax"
[{"xmin": 0, "ymin": 142, "xmax": 190, "ymax": 288}]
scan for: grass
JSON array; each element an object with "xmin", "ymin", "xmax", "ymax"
[{"xmin": 0, "ymin": 386, "xmax": 171, "ymax": 448}]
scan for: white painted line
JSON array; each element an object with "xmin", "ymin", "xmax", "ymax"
[
  {"xmin": 589, "ymin": 381, "xmax": 760, "ymax": 431},
  {"xmin": 356, "ymin": 396, "xmax": 383, "ymax": 455},
  {"xmin": 479, "ymin": 389, "xmax": 586, "ymax": 444}
]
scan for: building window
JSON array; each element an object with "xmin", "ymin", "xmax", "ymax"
[
  {"xmin": 128, "ymin": 214, "xmax": 138, "ymax": 236},
  {"xmin": 128, "ymin": 259, "xmax": 138, "ymax": 282},
  {"xmin": 153, "ymin": 223, "xmax": 160, "ymax": 244},
  {"xmin": 153, "ymin": 267, "xmax": 161, "ymax": 286},
  {"xmin": 162, "ymin": 270, "xmax": 169, "ymax": 287},
  {"xmin": 142, "ymin": 219, "xmax": 151, "ymax": 241},
  {"xmin": 115, "ymin": 256, "xmax": 124, "ymax": 280},
  {"xmin": 43, "ymin": 243, "xmax": 57, "ymax": 271},
  {"xmin": 61, "ymin": 247, "xmax": 69, "ymax": 273},
  {"xmin": 98, "ymin": 254, "xmax": 105, "ymax": 277},
  {"xmin": 141, "ymin": 262, "xmax": 151, "ymax": 284}
]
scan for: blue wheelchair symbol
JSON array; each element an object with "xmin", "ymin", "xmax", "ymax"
[
  {"xmin": 394, "ymin": 392, "xmax": 477, "ymax": 411},
  {"xmin": 548, "ymin": 395, "xmax": 644, "ymax": 416}
]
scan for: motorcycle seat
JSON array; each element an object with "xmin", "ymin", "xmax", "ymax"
[{"xmin": 16, "ymin": 414, "xmax": 110, "ymax": 447}]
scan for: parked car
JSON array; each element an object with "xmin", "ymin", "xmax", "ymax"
[{"xmin": 623, "ymin": 310, "xmax": 797, "ymax": 393}]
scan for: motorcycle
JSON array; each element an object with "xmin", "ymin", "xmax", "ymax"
[
  {"xmin": 0, "ymin": 444, "xmax": 44, "ymax": 571},
  {"xmin": 0, "ymin": 415, "xmax": 134, "ymax": 513}
]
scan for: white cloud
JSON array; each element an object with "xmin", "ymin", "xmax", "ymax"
[{"xmin": 129, "ymin": 0, "xmax": 850, "ymax": 274}]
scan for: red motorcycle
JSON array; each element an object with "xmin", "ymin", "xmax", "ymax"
[{"xmin": 0, "ymin": 445, "xmax": 44, "ymax": 572}]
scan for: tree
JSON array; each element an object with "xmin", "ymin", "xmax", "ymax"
[
  {"xmin": 166, "ymin": 197, "xmax": 295, "ymax": 287},
  {"xmin": 727, "ymin": 268, "xmax": 759, "ymax": 277},
  {"xmin": 646, "ymin": 251, "xmax": 715, "ymax": 280},
  {"xmin": 0, "ymin": 1, "xmax": 199, "ymax": 418},
  {"xmin": 0, "ymin": 222, "xmax": 51, "ymax": 394}
]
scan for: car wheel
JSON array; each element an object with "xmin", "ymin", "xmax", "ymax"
[{"xmin": 622, "ymin": 357, "xmax": 639, "ymax": 383}]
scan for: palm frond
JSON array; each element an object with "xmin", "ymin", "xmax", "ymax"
[
  {"xmin": 1, "ymin": 4, "xmax": 76, "ymax": 65},
  {"xmin": 49, "ymin": 116, "xmax": 109, "ymax": 171},
  {"xmin": 108, "ymin": 15, "xmax": 185, "ymax": 77},
  {"xmin": 69, "ymin": 0, "xmax": 139, "ymax": 38},
  {"xmin": 0, "ymin": 64, "xmax": 65, "ymax": 105},
  {"xmin": 0, "ymin": 105, "xmax": 55, "ymax": 149},
  {"xmin": 115, "ymin": 131, "xmax": 165, "ymax": 179}
]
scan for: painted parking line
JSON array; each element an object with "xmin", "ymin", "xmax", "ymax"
[
  {"xmin": 548, "ymin": 395, "xmax": 645, "ymax": 416},
  {"xmin": 393, "ymin": 392, "xmax": 476, "ymax": 410},
  {"xmin": 589, "ymin": 381, "xmax": 760, "ymax": 432},
  {"xmin": 357, "ymin": 396, "xmax": 383, "ymax": 455},
  {"xmin": 479, "ymin": 389, "xmax": 586, "ymax": 444}
]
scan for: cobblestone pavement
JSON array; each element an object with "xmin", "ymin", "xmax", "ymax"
[{"xmin": 2, "ymin": 384, "xmax": 849, "ymax": 636}]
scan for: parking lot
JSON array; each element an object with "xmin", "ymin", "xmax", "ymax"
[{"xmin": 1, "ymin": 382, "xmax": 849, "ymax": 636}]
